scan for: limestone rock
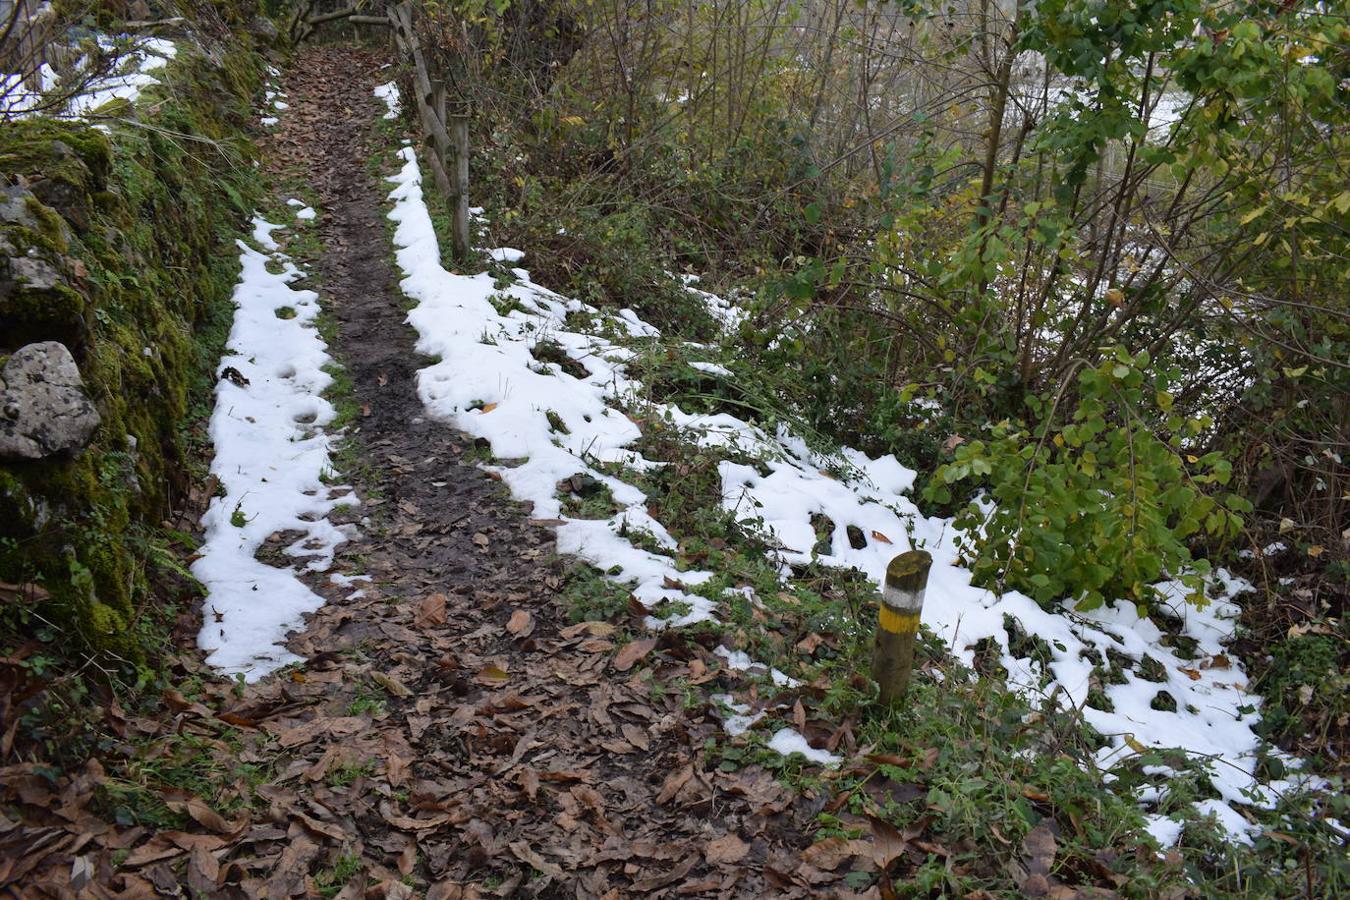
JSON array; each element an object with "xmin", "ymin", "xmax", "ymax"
[
  {"xmin": 7, "ymin": 255, "xmax": 63, "ymax": 291},
  {"xmin": 0, "ymin": 185, "xmax": 40, "ymax": 229},
  {"xmin": 0, "ymin": 341, "xmax": 101, "ymax": 460},
  {"xmin": 247, "ymin": 14, "xmax": 279, "ymax": 43}
]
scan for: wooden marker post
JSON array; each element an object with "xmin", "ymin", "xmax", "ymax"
[{"xmin": 871, "ymin": 550, "xmax": 932, "ymax": 708}]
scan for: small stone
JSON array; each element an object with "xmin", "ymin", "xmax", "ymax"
[{"xmin": 0, "ymin": 341, "xmax": 101, "ymax": 460}]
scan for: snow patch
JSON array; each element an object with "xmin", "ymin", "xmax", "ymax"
[
  {"xmin": 3, "ymin": 36, "xmax": 176, "ymax": 119},
  {"xmin": 193, "ymin": 216, "xmax": 354, "ymax": 682},
  {"xmin": 373, "ymin": 81, "xmax": 402, "ymax": 120}
]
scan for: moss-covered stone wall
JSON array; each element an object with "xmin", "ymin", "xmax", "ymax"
[{"xmin": 0, "ymin": 19, "xmax": 267, "ymax": 660}]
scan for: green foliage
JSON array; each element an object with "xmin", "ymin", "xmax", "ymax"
[
  {"xmin": 1256, "ymin": 634, "xmax": 1348, "ymax": 749},
  {"xmin": 0, "ymin": 41, "xmax": 264, "ymax": 661},
  {"xmin": 927, "ymin": 349, "xmax": 1250, "ymax": 611},
  {"xmin": 558, "ymin": 560, "xmax": 633, "ymax": 623},
  {"xmin": 316, "ymin": 853, "xmax": 363, "ymax": 899}
]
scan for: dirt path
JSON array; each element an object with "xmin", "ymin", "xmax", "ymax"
[
  {"xmin": 1, "ymin": 44, "xmax": 828, "ymax": 900},
  {"xmin": 218, "ymin": 46, "xmax": 823, "ymax": 898}
]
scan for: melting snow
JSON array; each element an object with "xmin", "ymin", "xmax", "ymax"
[
  {"xmin": 3, "ymin": 36, "xmax": 177, "ymax": 119},
  {"xmin": 382, "ymin": 115, "xmax": 1319, "ymax": 843},
  {"xmin": 193, "ymin": 215, "xmax": 354, "ymax": 681},
  {"xmin": 374, "ymin": 81, "xmax": 402, "ymax": 120}
]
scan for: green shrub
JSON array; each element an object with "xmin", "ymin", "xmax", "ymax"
[{"xmin": 926, "ymin": 348, "xmax": 1250, "ymax": 612}]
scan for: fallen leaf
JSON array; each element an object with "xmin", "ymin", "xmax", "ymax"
[
  {"xmin": 372, "ymin": 670, "xmax": 413, "ymax": 698},
  {"xmin": 868, "ymin": 815, "xmax": 908, "ymax": 869},
  {"xmin": 509, "ymin": 841, "xmax": 563, "ymax": 878},
  {"xmin": 613, "ymin": 638, "xmax": 656, "ymax": 672},
  {"xmin": 656, "ymin": 764, "xmax": 693, "ymax": 804},
  {"xmin": 1022, "ymin": 823, "xmax": 1057, "ymax": 879},
  {"xmin": 124, "ymin": 838, "xmax": 182, "ymax": 868},
  {"xmin": 477, "ymin": 663, "xmax": 510, "ymax": 684},
  {"xmin": 870, "ymin": 530, "xmax": 892, "ymax": 544},
  {"xmin": 506, "ymin": 609, "xmax": 534, "ymax": 636},
  {"xmin": 380, "ymin": 802, "xmax": 456, "ymax": 831},
  {"xmin": 1022, "ymin": 785, "xmax": 1050, "ymax": 802},
  {"xmin": 519, "ymin": 767, "xmax": 540, "ymax": 800},
  {"xmin": 480, "ymin": 402, "xmax": 499, "ymax": 414},
  {"xmin": 705, "ymin": 832, "xmax": 749, "ymax": 865},
  {"xmin": 292, "ymin": 811, "xmax": 348, "ymax": 842},
  {"xmin": 802, "ymin": 837, "xmax": 869, "ymax": 871},
  {"xmin": 561, "ymin": 621, "xmax": 616, "ymax": 639},
  {"xmin": 865, "ymin": 749, "xmax": 936, "ymax": 769},
  {"xmin": 165, "ymin": 797, "xmax": 242, "ymax": 835},
  {"xmin": 417, "ymin": 593, "xmax": 448, "ymax": 627},
  {"xmin": 187, "ymin": 843, "xmax": 219, "ymax": 895},
  {"xmin": 796, "ymin": 633, "xmax": 824, "ymax": 655},
  {"xmin": 621, "ymin": 723, "xmax": 650, "ymax": 751},
  {"xmin": 385, "ymin": 750, "xmax": 412, "ymax": 788},
  {"xmin": 266, "ymin": 834, "xmax": 319, "ymax": 897}
]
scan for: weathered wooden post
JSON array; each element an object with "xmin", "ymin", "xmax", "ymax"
[
  {"xmin": 871, "ymin": 550, "xmax": 931, "ymax": 708},
  {"xmin": 386, "ymin": 0, "xmax": 471, "ymax": 263},
  {"xmin": 447, "ymin": 111, "xmax": 470, "ymax": 262}
]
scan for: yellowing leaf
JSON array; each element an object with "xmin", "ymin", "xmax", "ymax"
[
  {"xmin": 372, "ymin": 670, "xmax": 412, "ymax": 698},
  {"xmin": 477, "ymin": 663, "xmax": 510, "ymax": 683},
  {"xmin": 1239, "ymin": 204, "xmax": 1268, "ymax": 225},
  {"xmin": 480, "ymin": 402, "xmax": 499, "ymax": 413}
]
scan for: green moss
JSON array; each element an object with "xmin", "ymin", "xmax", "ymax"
[
  {"xmin": 0, "ymin": 119, "xmax": 111, "ymax": 196},
  {"xmin": 0, "ymin": 37, "xmax": 266, "ymax": 662}
]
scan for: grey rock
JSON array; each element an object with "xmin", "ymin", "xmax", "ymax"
[
  {"xmin": 0, "ymin": 185, "xmax": 40, "ymax": 229},
  {"xmin": 0, "ymin": 341, "xmax": 101, "ymax": 460},
  {"xmin": 8, "ymin": 255, "xmax": 63, "ymax": 291},
  {"xmin": 247, "ymin": 14, "xmax": 279, "ymax": 42},
  {"xmin": 0, "ymin": 184, "xmax": 72, "ymax": 243}
]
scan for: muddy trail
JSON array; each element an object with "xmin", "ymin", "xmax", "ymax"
[
  {"xmin": 2, "ymin": 45, "xmax": 830, "ymax": 899},
  {"xmin": 260, "ymin": 44, "xmax": 823, "ymax": 896}
]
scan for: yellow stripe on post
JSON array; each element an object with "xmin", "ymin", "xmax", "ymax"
[
  {"xmin": 871, "ymin": 550, "xmax": 932, "ymax": 708},
  {"xmin": 877, "ymin": 606, "xmax": 920, "ymax": 635}
]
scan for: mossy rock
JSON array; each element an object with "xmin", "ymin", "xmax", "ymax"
[{"xmin": 0, "ymin": 34, "xmax": 265, "ymax": 662}]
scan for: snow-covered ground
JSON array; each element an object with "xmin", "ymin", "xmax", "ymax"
[
  {"xmin": 379, "ymin": 101, "xmax": 1321, "ymax": 844},
  {"xmin": 1, "ymin": 36, "xmax": 176, "ymax": 119},
  {"xmin": 193, "ymin": 187, "xmax": 357, "ymax": 680}
]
